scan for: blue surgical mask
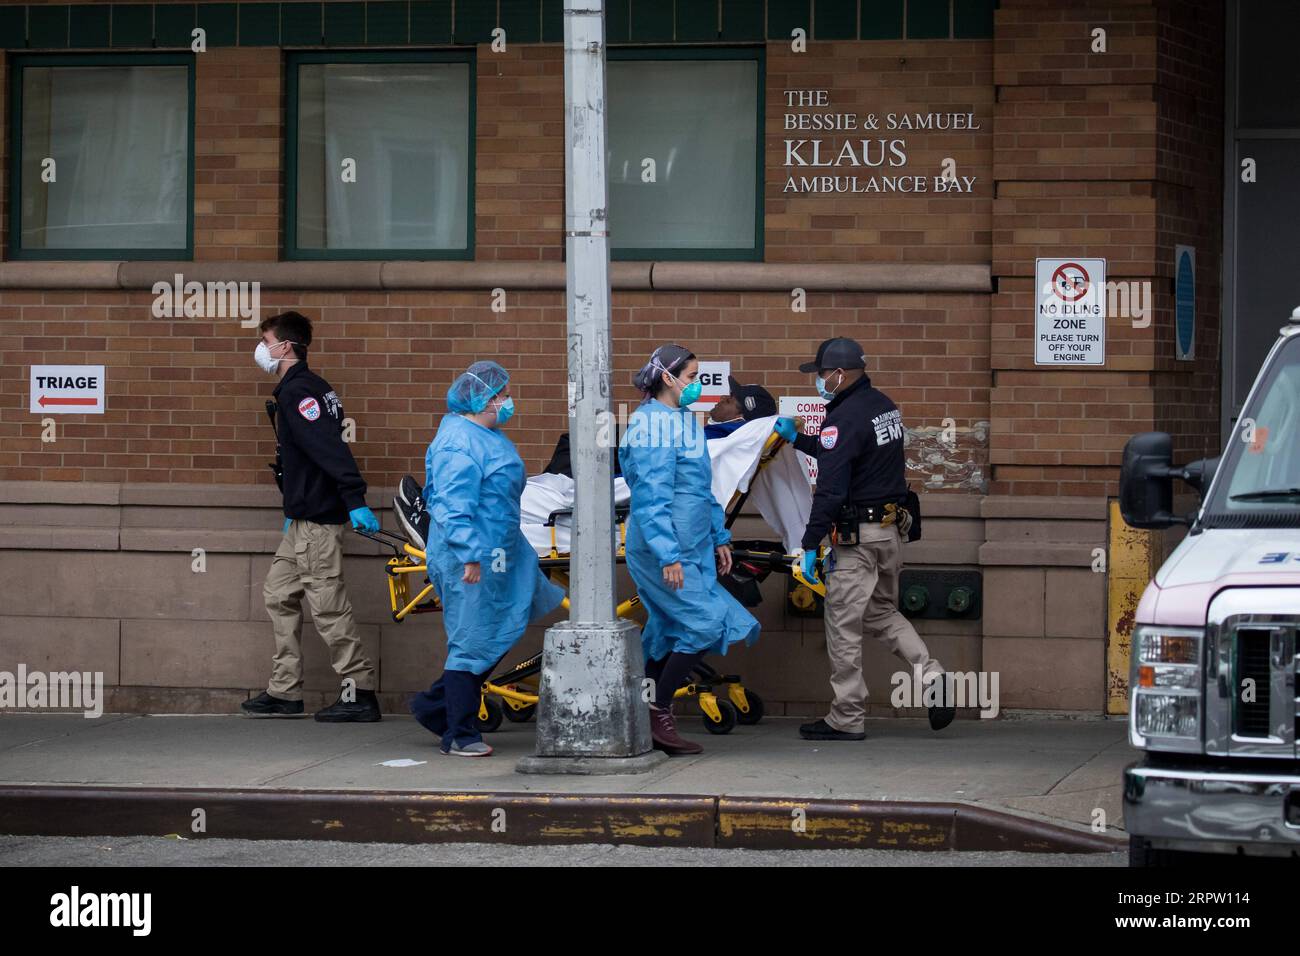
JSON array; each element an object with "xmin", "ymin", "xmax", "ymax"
[
  {"xmin": 661, "ymin": 365, "xmax": 703, "ymax": 408},
  {"xmin": 494, "ymin": 396, "xmax": 515, "ymax": 425},
  {"xmin": 816, "ymin": 370, "xmax": 842, "ymax": 401}
]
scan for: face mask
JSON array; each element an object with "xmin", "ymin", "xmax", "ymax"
[
  {"xmin": 654, "ymin": 360, "xmax": 702, "ymax": 408},
  {"xmin": 493, "ymin": 396, "xmax": 515, "ymax": 425},
  {"xmin": 252, "ymin": 340, "xmax": 296, "ymax": 374},
  {"xmin": 254, "ymin": 341, "xmax": 280, "ymax": 374},
  {"xmin": 816, "ymin": 370, "xmax": 843, "ymax": 402}
]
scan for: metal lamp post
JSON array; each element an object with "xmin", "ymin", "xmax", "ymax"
[{"xmin": 516, "ymin": 0, "xmax": 666, "ymax": 774}]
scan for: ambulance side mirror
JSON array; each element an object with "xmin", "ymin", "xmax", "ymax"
[{"xmin": 1120, "ymin": 432, "xmax": 1188, "ymax": 529}]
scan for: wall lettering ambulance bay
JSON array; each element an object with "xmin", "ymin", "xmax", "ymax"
[{"xmin": 782, "ymin": 90, "xmax": 979, "ymax": 194}]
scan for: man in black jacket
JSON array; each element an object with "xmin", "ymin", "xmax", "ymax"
[
  {"xmin": 241, "ymin": 311, "xmax": 382, "ymax": 722},
  {"xmin": 775, "ymin": 337, "xmax": 955, "ymax": 740}
]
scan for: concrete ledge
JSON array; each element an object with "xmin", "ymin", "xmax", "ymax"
[
  {"xmin": 905, "ymin": 541, "xmax": 982, "ymax": 564},
  {"xmin": 0, "ymin": 260, "xmax": 992, "ymax": 294},
  {"xmin": 0, "ymin": 527, "xmax": 119, "ymax": 550},
  {"xmin": 0, "ymin": 786, "xmax": 1122, "ymax": 853},
  {"xmin": 118, "ymin": 483, "xmax": 284, "ymax": 508},
  {"xmin": 0, "ymin": 481, "xmax": 122, "ymax": 505},
  {"xmin": 0, "ymin": 262, "xmax": 123, "ymax": 289},
  {"xmin": 650, "ymin": 261, "xmax": 992, "ymax": 292},
  {"xmin": 117, "ymin": 261, "xmax": 386, "ymax": 290},
  {"xmin": 917, "ymin": 494, "xmax": 984, "ymax": 518},
  {"xmin": 979, "ymin": 542, "xmax": 1100, "ymax": 567},
  {"xmin": 981, "ymin": 496, "xmax": 1109, "ymax": 520}
]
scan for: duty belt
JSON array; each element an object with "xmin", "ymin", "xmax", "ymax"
[{"xmin": 840, "ymin": 500, "xmax": 906, "ymax": 525}]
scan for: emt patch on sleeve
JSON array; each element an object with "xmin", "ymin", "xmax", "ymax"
[
  {"xmin": 297, "ymin": 397, "xmax": 321, "ymax": 421},
  {"xmin": 819, "ymin": 425, "xmax": 839, "ymax": 449}
]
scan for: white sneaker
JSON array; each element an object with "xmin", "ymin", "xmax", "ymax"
[{"xmin": 441, "ymin": 740, "xmax": 493, "ymax": 757}]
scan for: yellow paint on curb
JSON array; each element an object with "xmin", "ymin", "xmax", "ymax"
[{"xmin": 1106, "ymin": 500, "xmax": 1160, "ymax": 716}]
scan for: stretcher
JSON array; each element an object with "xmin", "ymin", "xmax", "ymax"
[{"xmin": 356, "ymin": 421, "xmax": 829, "ymax": 735}]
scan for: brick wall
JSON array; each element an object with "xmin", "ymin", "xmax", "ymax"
[
  {"xmin": 0, "ymin": 31, "xmax": 998, "ymax": 489},
  {"xmin": 988, "ymin": 0, "xmax": 1222, "ymax": 497}
]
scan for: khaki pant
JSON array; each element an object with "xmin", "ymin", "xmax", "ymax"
[
  {"xmin": 823, "ymin": 522, "xmax": 943, "ymax": 733},
  {"xmin": 263, "ymin": 520, "xmax": 376, "ymax": 700}
]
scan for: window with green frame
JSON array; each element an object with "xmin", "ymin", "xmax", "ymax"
[
  {"xmin": 607, "ymin": 47, "xmax": 764, "ymax": 261},
  {"xmin": 9, "ymin": 53, "xmax": 195, "ymax": 260},
  {"xmin": 285, "ymin": 50, "xmax": 475, "ymax": 261}
]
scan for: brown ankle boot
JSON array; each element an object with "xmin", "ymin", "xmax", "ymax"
[{"xmin": 649, "ymin": 704, "xmax": 703, "ymax": 755}]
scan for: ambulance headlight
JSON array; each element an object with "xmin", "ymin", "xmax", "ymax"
[{"xmin": 1130, "ymin": 626, "xmax": 1203, "ymax": 752}]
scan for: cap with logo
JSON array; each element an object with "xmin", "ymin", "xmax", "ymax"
[
  {"xmin": 728, "ymin": 376, "xmax": 777, "ymax": 420},
  {"xmin": 798, "ymin": 337, "xmax": 867, "ymax": 374}
]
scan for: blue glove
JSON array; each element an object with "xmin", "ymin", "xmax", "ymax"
[
  {"xmin": 282, "ymin": 518, "xmax": 291, "ymax": 534},
  {"xmin": 349, "ymin": 507, "xmax": 380, "ymax": 533},
  {"xmin": 774, "ymin": 417, "xmax": 798, "ymax": 442},
  {"xmin": 800, "ymin": 548, "xmax": 819, "ymax": 584}
]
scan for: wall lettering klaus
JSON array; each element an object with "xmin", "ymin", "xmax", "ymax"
[{"xmin": 782, "ymin": 89, "xmax": 979, "ymax": 194}]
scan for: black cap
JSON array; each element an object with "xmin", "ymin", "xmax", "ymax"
[
  {"xmin": 728, "ymin": 376, "xmax": 777, "ymax": 421},
  {"xmin": 798, "ymin": 337, "xmax": 866, "ymax": 374}
]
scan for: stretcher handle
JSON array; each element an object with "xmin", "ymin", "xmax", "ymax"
[
  {"xmin": 728, "ymin": 548, "xmax": 799, "ymax": 573},
  {"xmin": 544, "ymin": 504, "xmax": 631, "ymax": 527},
  {"xmin": 352, "ymin": 526, "xmax": 414, "ymax": 559}
]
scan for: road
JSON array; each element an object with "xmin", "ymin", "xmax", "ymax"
[{"xmin": 0, "ymin": 835, "xmax": 1126, "ymax": 867}]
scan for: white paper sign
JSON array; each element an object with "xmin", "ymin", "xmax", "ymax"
[
  {"xmin": 30, "ymin": 365, "xmax": 106, "ymax": 414},
  {"xmin": 688, "ymin": 360, "xmax": 731, "ymax": 412},
  {"xmin": 1034, "ymin": 258, "xmax": 1106, "ymax": 366},
  {"xmin": 779, "ymin": 395, "xmax": 826, "ymax": 485}
]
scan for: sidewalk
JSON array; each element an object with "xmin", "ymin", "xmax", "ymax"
[{"xmin": 0, "ymin": 712, "xmax": 1132, "ymax": 852}]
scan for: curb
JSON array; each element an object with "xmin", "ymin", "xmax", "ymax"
[{"xmin": 0, "ymin": 786, "xmax": 1125, "ymax": 853}]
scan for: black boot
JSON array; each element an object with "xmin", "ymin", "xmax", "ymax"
[
  {"xmin": 241, "ymin": 691, "xmax": 304, "ymax": 718},
  {"xmin": 798, "ymin": 718, "xmax": 865, "ymax": 741},
  {"xmin": 314, "ymin": 687, "xmax": 382, "ymax": 722},
  {"xmin": 927, "ymin": 675, "xmax": 957, "ymax": 730}
]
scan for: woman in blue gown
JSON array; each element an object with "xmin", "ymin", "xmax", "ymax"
[
  {"xmin": 409, "ymin": 361, "xmax": 564, "ymax": 757},
  {"xmin": 618, "ymin": 344, "xmax": 760, "ymax": 754}
]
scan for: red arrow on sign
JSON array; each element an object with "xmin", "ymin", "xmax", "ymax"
[{"xmin": 39, "ymin": 395, "xmax": 98, "ymax": 407}]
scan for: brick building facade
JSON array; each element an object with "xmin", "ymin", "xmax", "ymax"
[{"xmin": 0, "ymin": 0, "xmax": 1231, "ymax": 717}]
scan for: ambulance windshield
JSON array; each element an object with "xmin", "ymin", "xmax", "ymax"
[{"xmin": 1203, "ymin": 334, "xmax": 1300, "ymax": 527}]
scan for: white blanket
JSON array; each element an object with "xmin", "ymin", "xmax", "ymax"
[{"xmin": 520, "ymin": 416, "xmax": 811, "ymax": 556}]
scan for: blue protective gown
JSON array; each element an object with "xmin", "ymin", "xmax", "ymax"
[
  {"xmin": 423, "ymin": 413, "xmax": 565, "ymax": 673},
  {"xmin": 619, "ymin": 399, "xmax": 760, "ymax": 662}
]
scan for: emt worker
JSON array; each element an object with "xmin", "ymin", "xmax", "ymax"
[
  {"xmin": 774, "ymin": 337, "xmax": 955, "ymax": 741},
  {"xmin": 409, "ymin": 361, "xmax": 564, "ymax": 757},
  {"xmin": 619, "ymin": 345, "xmax": 760, "ymax": 755},
  {"xmin": 243, "ymin": 311, "xmax": 383, "ymax": 722}
]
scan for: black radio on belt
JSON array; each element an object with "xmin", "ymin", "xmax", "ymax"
[
  {"xmin": 834, "ymin": 502, "xmax": 887, "ymax": 545},
  {"xmin": 835, "ymin": 499, "xmax": 918, "ymax": 545},
  {"xmin": 265, "ymin": 400, "xmax": 285, "ymax": 492}
]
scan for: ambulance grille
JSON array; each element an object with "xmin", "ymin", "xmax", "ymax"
[{"xmin": 1235, "ymin": 629, "xmax": 1273, "ymax": 738}]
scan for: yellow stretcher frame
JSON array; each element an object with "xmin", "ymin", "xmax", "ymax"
[{"xmin": 363, "ymin": 430, "xmax": 828, "ymax": 734}]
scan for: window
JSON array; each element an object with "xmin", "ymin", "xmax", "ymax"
[
  {"xmin": 1204, "ymin": 335, "xmax": 1300, "ymax": 529},
  {"xmin": 286, "ymin": 51, "xmax": 474, "ymax": 260},
  {"xmin": 9, "ymin": 54, "xmax": 194, "ymax": 260},
  {"xmin": 607, "ymin": 48, "xmax": 764, "ymax": 261}
]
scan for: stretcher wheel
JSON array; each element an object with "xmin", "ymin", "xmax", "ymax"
[
  {"xmin": 702, "ymin": 699, "xmax": 737, "ymax": 735},
  {"xmin": 475, "ymin": 698, "xmax": 504, "ymax": 734},
  {"xmin": 503, "ymin": 702, "xmax": 536, "ymax": 723},
  {"xmin": 734, "ymin": 689, "xmax": 764, "ymax": 725}
]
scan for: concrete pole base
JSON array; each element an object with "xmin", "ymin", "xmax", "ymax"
[
  {"xmin": 516, "ymin": 619, "xmax": 662, "ymax": 774},
  {"xmin": 515, "ymin": 750, "xmax": 669, "ymax": 775}
]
